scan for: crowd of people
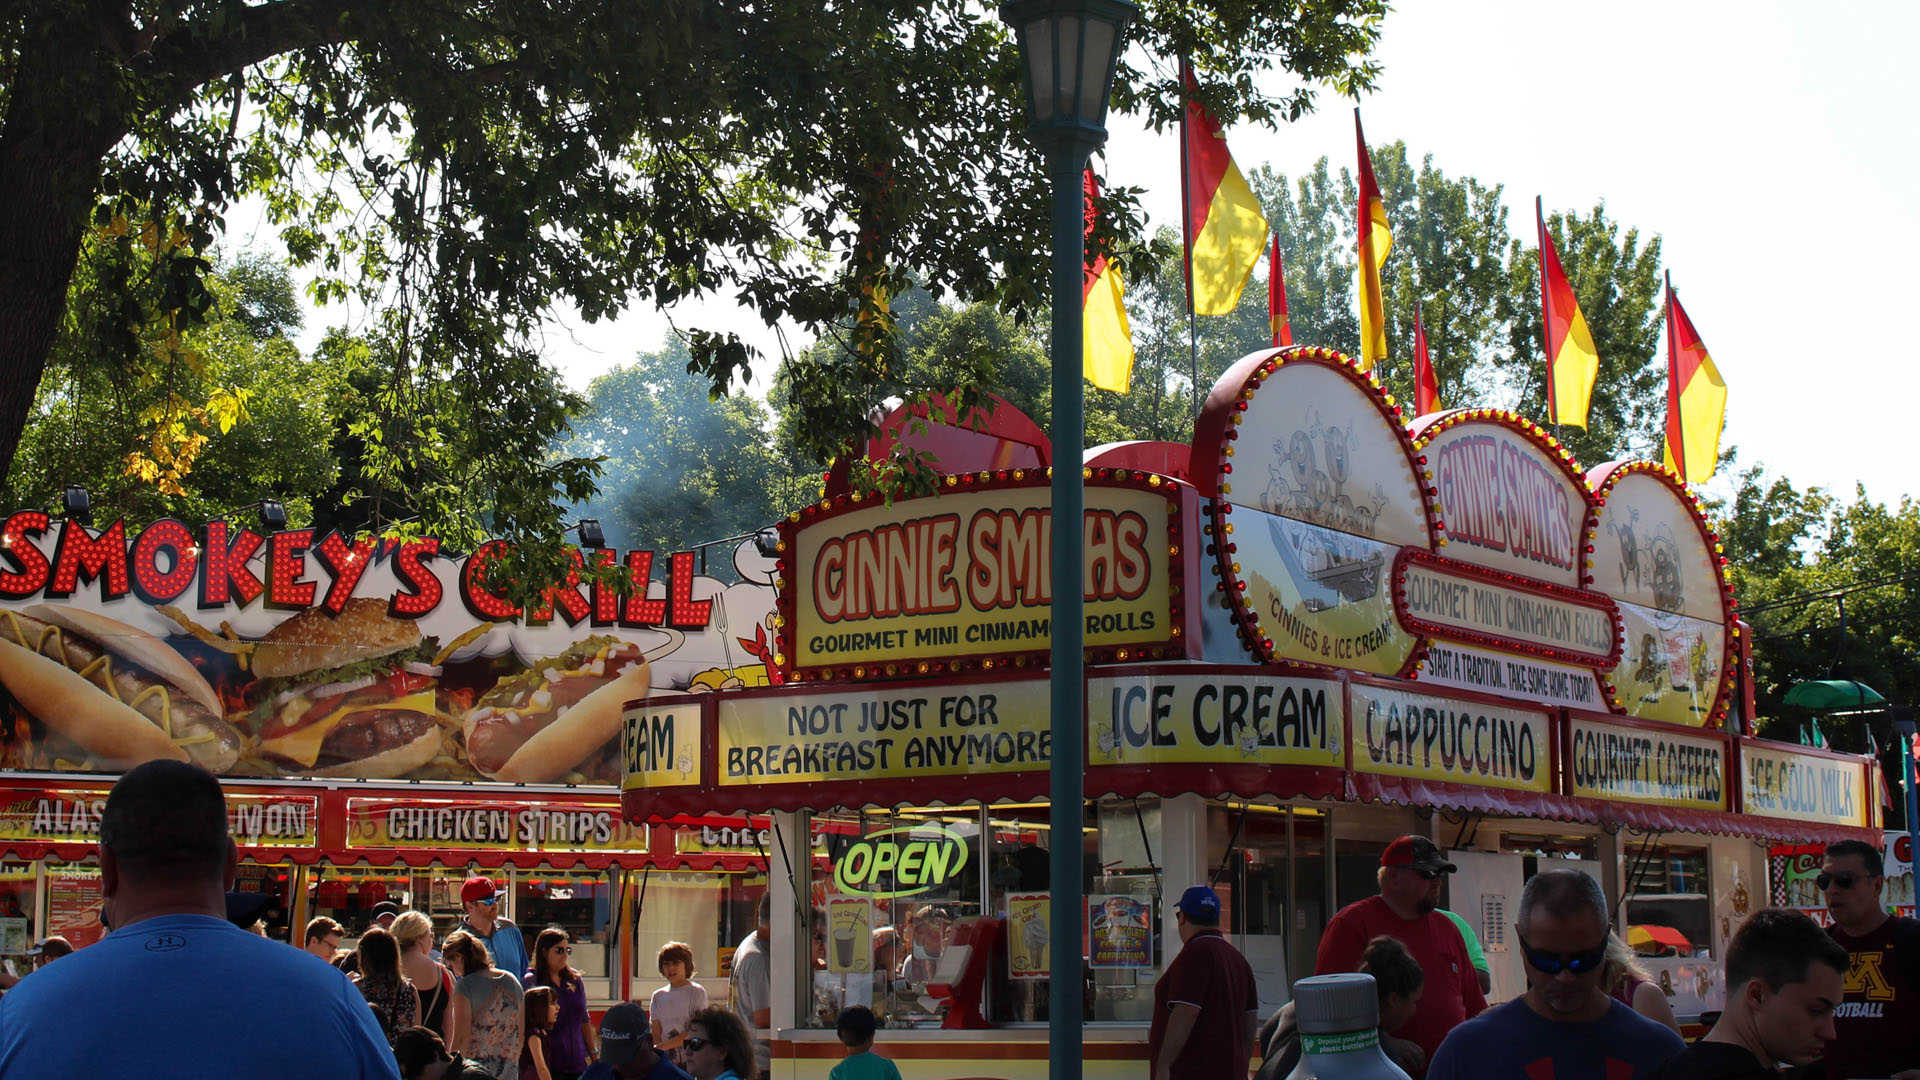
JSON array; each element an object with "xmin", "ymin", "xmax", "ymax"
[
  {"xmin": 1155, "ymin": 834, "xmax": 1919, "ymax": 1079},
  {"xmin": 2, "ymin": 763, "xmax": 1915, "ymax": 1079}
]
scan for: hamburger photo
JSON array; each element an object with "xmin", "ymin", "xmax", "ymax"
[{"xmin": 244, "ymin": 597, "xmax": 453, "ymax": 778}]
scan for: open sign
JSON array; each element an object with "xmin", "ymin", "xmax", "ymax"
[{"xmin": 831, "ymin": 823, "xmax": 971, "ymax": 898}]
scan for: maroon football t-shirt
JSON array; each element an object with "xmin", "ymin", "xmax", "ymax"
[
  {"xmin": 1148, "ymin": 928, "xmax": 1261, "ymax": 1079},
  {"xmin": 1825, "ymin": 916, "xmax": 1920, "ymax": 1079}
]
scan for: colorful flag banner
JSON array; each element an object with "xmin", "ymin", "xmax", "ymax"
[
  {"xmin": 1536, "ymin": 198, "xmax": 1598, "ymax": 428},
  {"xmin": 1661, "ymin": 278, "xmax": 1728, "ymax": 483},
  {"xmin": 1413, "ymin": 303, "xmax": 1440, "ymax": 415},
  {"xmin": 1083, "ymin": 167, "xmax": 1134, "ymax": 393},
  {"xmin": 1355, "ymin": 110, "xmax": 1393, "ymax": 372},
  {"xmin": 1181, "ymin": 66, "xmax": 1269, "ymax": 316},
  {"xmin": 1268, "ymin": 233, "xmax": 1292, "ymax": 347}
]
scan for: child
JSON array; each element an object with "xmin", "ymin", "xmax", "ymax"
[
  {"xmin": 519, "ymin": 985, "xmax": 557, "ymax": 1080},
  {"xmin": 650, "ymin": 940, "xmax": 708, "ymax": 1067},
  {"xmin": 829, "ymin": 1005, "xmax": 902, "ymax": 1080}
]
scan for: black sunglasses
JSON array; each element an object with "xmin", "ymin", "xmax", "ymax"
[
  {"xmin": 1412, "ymin": 867, "xmax": 1443, "ymax": 881},
  {"xmin": 1817, "ymin": 871, "xmax": 1877, "ymax": 890},
  {"xmin": 551, "ymin": 945, "xmax": 573, "ymax": 954},
  {"xmin": 1518, "ymin": 934, "xmax": 1607, "ymax": 975},
  {"xmin": 683, "ymin": 1038, "xmax": 709, "ymax": 1051}
]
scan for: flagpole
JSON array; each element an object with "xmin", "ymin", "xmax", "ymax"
[
  {"xmin": 1535, "ymin": 195, "xmax": 1557, "ymax": 439},
  {"xmin": 1664, "ymin": 270, "xmax": 1680, "ymax": 480},
  {"xmin": 1179, "ymin": 60, "xmax": 1200, "ymax": 417}
]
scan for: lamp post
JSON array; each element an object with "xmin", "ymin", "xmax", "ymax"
[
  {"xmin": 998, "ymin": 0, "xmax": 1135, "ymax": 1074},
  {"xmin": 1894, "ymin": 705, "xmax": 1918, "ymax": 873}
]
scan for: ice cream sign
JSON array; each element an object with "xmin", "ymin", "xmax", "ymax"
[{"xmin": 831, "ymin": 823, "xmax": 971, "ymax": 898}]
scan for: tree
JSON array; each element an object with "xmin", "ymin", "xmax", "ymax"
[
  {"xmin": 567, "ymin": 339, "xmax": 798, "ymax": 564},
  {"xmin": 0, "ymin": 2, "xmax": 1387, "ymax": 600},
  {"xmin": 3, "ymin": 240, "xmax": 340, "ymax": 526},
  {"xmin": 1720, "ymin": 466, "xmax": 1920, "ymax": 821}
]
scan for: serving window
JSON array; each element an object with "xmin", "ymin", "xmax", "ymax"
[{"xmin": 795, "ymin": 797, "xmax": 1165, "ymax": 1030}]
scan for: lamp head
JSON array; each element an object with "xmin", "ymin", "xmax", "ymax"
[
  {"xmin": 60, "ymin": 486, "xmax": 92, "ymax": 527},
  {"xmin": 575, "ymin": 519, "xmax": 607, "ymax": 550},
  {"xmin": 257, "ymin": 499, "xmax": 288, "ymax": 531},
  {"xmin": 999, "ymin": 0, "xmax": 1138, "ymax": 158}
]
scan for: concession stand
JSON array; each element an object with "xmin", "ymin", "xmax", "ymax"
[
  {"xmin": 620, "ymin": 346, "xmax": 1885, "ymax": 1079},
  {"xmin": 0, "ymin": 519, "xmax": 786, "ymax": 1008}
]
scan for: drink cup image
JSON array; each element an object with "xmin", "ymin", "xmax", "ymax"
[{"xmin": 834, "ymin": 925, "xmax": 856, "ymax": 969}]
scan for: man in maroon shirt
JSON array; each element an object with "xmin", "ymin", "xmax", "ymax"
[
  {"xmin": 1819, "ymin": 838, "xmax": 1920, "ymax": 1079},
  {"xmin": 1148, "ymin": 885, "xmax": 1260, "ymax": 1080},
  {"xmin": 1314, "ymin": 835, "xmax": 1487, "ymax": 1070}
]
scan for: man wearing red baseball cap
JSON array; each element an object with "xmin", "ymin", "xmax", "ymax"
[
  {"xmin": 1314, "ymin": 835, "xmax": 1486, "ymax": 1071},
  {"xmin": 457, "ymin": 876, "xmax": 529, "ymax": 989}
]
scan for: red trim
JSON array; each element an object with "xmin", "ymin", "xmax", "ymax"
[
  {"xmin": 774, "ymin": 1038, "xmax": 1150, "ymax": 1061},
  {"xmin": 1393, "ymin": 548, "xmax": 1623, "ymax": 668}
]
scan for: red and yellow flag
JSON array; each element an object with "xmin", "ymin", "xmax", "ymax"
[
  {"xmin": 1355, "ymin": 110, "xmax": 1392, "ymax": 372},
  {"xmin": 1536, "ymin": 198, "xmax": 1598, "ymax": 428},
  {"xmin": 1083, "ymin": 167, "xmax": 1133, "ymax": 393},
  {"xmin": 1181, "ymin": 67, "xmax": 1269, "ymax": 316},
  {"xmin": 1413, "ymin": 303, "xmax": 1439, "ymax": 415},
  {"xmin": 1268, "ymin": 233, "xmax": 1292, "ymax": 347},
  {"xmin": 1662, "ymin": 279, "xmax": 1727, "ymax": 482}
]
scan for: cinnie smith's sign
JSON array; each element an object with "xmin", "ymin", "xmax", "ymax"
[{"xmin": 780, "ymin": 473, "xmax": 1190, "ymax": 678}]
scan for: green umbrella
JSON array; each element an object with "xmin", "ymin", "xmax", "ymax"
[{"xmin": 1783, "ymin": 679, "xmax": 1887, "ymax": 711}]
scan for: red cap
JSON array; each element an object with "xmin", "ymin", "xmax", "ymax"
[
  {"xmin": 1381, "ymin": 835, "xmax": 1456, "ymax": 873},
  {"xmin": 460, "ymin": 876, "xmax": 500, "ymax": 903}
]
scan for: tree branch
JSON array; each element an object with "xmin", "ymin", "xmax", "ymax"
[{"xmin": 143, "ymin": 0, "xmax": 364, "ymax": 105}]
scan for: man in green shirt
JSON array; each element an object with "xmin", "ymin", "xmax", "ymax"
[{"xmin": 1441, "ymin": 908, "xmax": 1492, "ymax": 994}]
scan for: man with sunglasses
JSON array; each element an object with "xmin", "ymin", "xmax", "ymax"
[
  {"xmin": 1817, "ymin": 838, "xmax": 1920, "ymax": 1079},
  {"xmin": 1427, "ymin": 869, "xmax": 1683, "ymax": 1080},
  {"xmin": 1315, "ymin": 835, "xmax": 1488, "ymax": 1067},
  {"xmin": 458, "ymin": 875, "xmax": 529, "ymax": 990}
]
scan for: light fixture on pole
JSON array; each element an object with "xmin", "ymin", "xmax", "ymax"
[
  {"xmin": 997, "ymin": 0, "xmax": 1135, "ymax": 1074},
  {"xmin": 59, "ymin": 486, "xmax": 92, "ymax": 527},
  {"xmin": 573, "ymin": 519, "xmax": 607, "ymax": 550}
]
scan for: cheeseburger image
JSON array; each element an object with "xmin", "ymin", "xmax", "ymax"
[
  {"xmin": 246, "ymin": 598, "xmax": 451, "ymax": 778},
  {"xmin": 0, "ymin": 604, "xmax": 242, "ymax": 772}
]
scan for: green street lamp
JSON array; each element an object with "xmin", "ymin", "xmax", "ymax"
[{"xmin": 998, "ymin": 0, "xmax": 1135, "ymax": 1074}]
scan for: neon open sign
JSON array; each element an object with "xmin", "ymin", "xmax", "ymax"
[{"xmin": 831, "ymin": 824, "xmax": 971, "ymax": 898}]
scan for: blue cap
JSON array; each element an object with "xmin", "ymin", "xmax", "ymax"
[{"xmin": 1176, "ymin": 885, "xmax": 1221, "ymax": 919}]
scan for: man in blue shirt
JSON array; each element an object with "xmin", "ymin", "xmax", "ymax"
[
  {"xmin": 1428, "ymin": 869, "xmax": 1684, "ymax": 1080},
  {"xmin": 0, "ymin": 760, "xmax": 398, "ymax": 1079},
  {"xmin": 458, "ymin": 875, "xmax": 529, "ymax": 987}
]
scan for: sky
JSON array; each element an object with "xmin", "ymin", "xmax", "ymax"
[{"xmin": 259, "ymin": 1, "xmax": 1920, "ymax": 509}]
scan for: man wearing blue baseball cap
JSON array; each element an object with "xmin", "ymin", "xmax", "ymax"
[{"xmin": 1148, "ymin": 885, "xmax": 1260, "ymax": 1080}]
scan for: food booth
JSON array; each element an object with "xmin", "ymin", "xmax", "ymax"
[{"xmin": 620, "ymin": 346, "xmax": 1884, "ymax": 1078}]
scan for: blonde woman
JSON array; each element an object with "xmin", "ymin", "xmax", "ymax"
[
  {"xmin": 1603, "ymin": 931, "xmax": 1681, "ymax": 1035},
  {"xmin": 392, "ymin": 911, "xmax": 455, "ymax": 1035}
]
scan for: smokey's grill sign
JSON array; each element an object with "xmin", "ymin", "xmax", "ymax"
[{"xmin": 0, "ymin": 512, "xmax": 778, "ymax": 785}]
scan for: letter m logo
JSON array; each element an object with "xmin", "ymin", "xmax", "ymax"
[{"xmin": 1846, "ymin": 950, "xmax": 1897, "ymax": 1001}]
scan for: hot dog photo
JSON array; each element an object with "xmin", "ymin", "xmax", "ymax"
[{"xmin": 0, "ymin": 514, "xmax": 779, "ymax": 783}]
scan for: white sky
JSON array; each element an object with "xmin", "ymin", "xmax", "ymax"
[{"xmin": 258, "ymin": 0, "xmax": 1919, "ymax": 508}]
